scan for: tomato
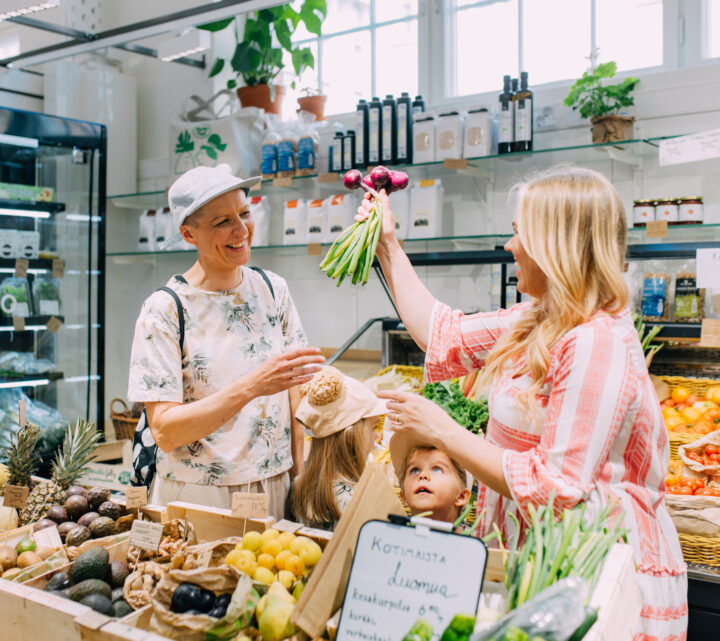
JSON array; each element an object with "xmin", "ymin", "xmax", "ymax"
[
  {"xmin": 661, "ymin": 399, "xmax": 676, "ymax": 410},
  {"xmin": 704, "ymin": 386, "xmax": 720, "ymax": 404},
  {"xmin": 675, "ymin": 403, "xmax": 689, "ymax": 412},
  {"xmin": 687, "ymin": 394, "xmax": 701, "ymax": 406},
  {"xmin": 664, "ymin": 415, "xmax": 684, "ymax": 430},
  {"xmin": 695, "ymin": 421, "xmax": 714, "ymax": 436},
  {"xmin": 673, "ymin": 387, "xmax": 690, "ymax": 404},
  {"xmin": 688, "ymin": 451, "xmax": 703, "ymax": 462},
  {"xmin": 672, "ymin": 486, "xmax": 693, "ymax": 495},
  {"xmin": 662, "ymin": 407, "xmax": 679, "ymax": 419},
  {"xmin": 695, "ymin": 488, "xmax": 720, "ymax": 497},
  {"xmin": 705, "ymin": 445, "xmax": 719, "ymax": 456},
  {"xmin": 681, "ymin": 407, "xmax": 703, "ymax": 424},
  {"xmin": 704, "ymin": 408, "xmax": 720, "ymax": 422}
]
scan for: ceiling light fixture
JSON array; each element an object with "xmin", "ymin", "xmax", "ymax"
[
  {"xmin": 157, "ymin": 29, "xmax": 211, "ymax": 62},
  {"xmin": 0, "ymin": 1, "xmax": 59, "ymax": 22}
]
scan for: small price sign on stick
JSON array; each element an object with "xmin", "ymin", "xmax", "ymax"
[
  {"xmin": 125, "ymin": 486, "xmax": 148, "ymax": 509},
  {"xmin": 129, "ymin": 520, "xmax": 164, "ymax": 552},
  {"xmin": 231, "ymin": 492, "xmax": 270, "ymax": 519},
  {"xmin": 3, "ymin": 485, "xmax": 29, "ymax": 509}
]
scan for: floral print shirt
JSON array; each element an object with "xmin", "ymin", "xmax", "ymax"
[{"xmin": 128, "ymin": 268, "xmax": 307, "ymax": 486}]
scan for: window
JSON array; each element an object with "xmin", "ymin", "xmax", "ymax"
[
  {"xmin": 452, "ymin": 0, "xmax": 664, "ymax": 97},
  {"xmin": 707, "ymin": 0, "xmax": 720, "ymax": 58},
  {"xmin": 289, "ymin": 0, "xmax": 419, "ymax": 115}
]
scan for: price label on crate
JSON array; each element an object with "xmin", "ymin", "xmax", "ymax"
[
  {"xmin": 129, "ymin": 520, "xmax": 164, "ymax": 552},
  {"xmin": 700, "ymin": 319, "xmax": 720, "ymax": 348},
  {"xmin": 14, "ymin": 258, "xmax": 29, "ymax": 279},
  {"xmin": 33, "ymin": 525, "xmax": 63, "ymax": 549},
  {"xmin": 46, "ymin": 316, "xmax": 63, "ymax": 333},
  {"xmin": 12, "ymin": 316, "xmax": 25, "ymax": 332},
  {"xmin": 443, "ymin": 158, "xmax": 468, "ymax": 170},
  {"xmin": 307, "ymin": 243, "xmax": 322, "ymax": 256},
  {"xmin": 318, "ymin": 172, "xmax": 339, "ymax": 183},
  {"xmin": 52, "ymin": 258, "xmax": 65, "ymax": 278},
  {"xmin": 274, "ymin": 519, "xmax": 303, "ymax": 534},
  {"xmin": 125, "ymin": 486, "xmax": 148, "ymax": 509},
  {"xmin": 231, "ymin": 492, "xmax": 270, "ymax": 519},
  {"xmin": 273, "ymin": 177, "xmax": 293, "ymax": 188},
  {"xmin": 645, "ymin": 220, "xmax": 668, "ymax": 238},
  {"xmin": 3, "ymin": 484, "xmax": 29, "ymax": 509}
]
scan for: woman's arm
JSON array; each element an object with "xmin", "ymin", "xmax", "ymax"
[{"xmin": 146, "ymin": 347, "xmax": 324, "ymax": 452}]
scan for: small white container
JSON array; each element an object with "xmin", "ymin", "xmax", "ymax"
[
  {"xmin": 283, "ymin": 199, "xmax": 308, "ymax": 245},
  {"xmin": 463, "ymin": 106, "xmax": 493, "ymax": 158},
  {"xmin": 436, "ymin": 111, "xmax": 464, "ymax": 161},
  {"xmin": 412, "ymin": 112, "xmax": 436, "ymax": 164},
  {"xmin": 409, "ymin": 179, "xmax": 444, "ymax": 239},
  {"xmin": 654, "ymin": 199, "xmax": 679, "ymax": 223},
  {"xmin": 325, "ymin": 194, "xmax": 354, "ymax": 243},
  {"xmin": 632, "ymin": 200, "xmax": 655, "ymax": 227},
  {"xmin": 678, "ymin": 197, "xmax": 704, "ymax": 224},
  {"xmin": 249, "ymin": 196, "xmax": 270, "ymax": 246},
  {"xmin": 15, "ymin": 231, "xmax": 39, "ymax": 259},
  {"xmin": 389, "ymin": 189, "xmax": 410, "ymax": 240},
  {"xmin": 306, "ymin": 198, "xmax": 327, "ymax": 244},
  {"xmin": 1, "ymin": 230, "xmax": 17, "ymax": 258}
]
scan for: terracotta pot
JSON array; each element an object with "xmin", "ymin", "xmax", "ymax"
[
  {"xmin": 236, "ymin": 84, "xmax": 285, "ymax": 114},
  {"xmin": 591, "ymin": 114, "xmax": 635, "ymax": 143},
  {"xmin": 297, "ymin": 95, "xmax": 327, "ymax": 121}
]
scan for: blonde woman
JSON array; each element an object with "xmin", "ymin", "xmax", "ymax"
[
  {"xmin": 289, "ymin": 367, "xmax": 386, "ymax": 530},
  {"xmin": 359, "ymin": 167, "xmax": 687, "ymax": 641}
]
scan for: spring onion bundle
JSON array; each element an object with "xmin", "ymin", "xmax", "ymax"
[{"xmin": 319, "ymin": 166, "xmax": 408, "ymax": 287}]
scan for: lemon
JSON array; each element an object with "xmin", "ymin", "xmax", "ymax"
[
  {"xmin": 277, "ymin": 531, "xmax": 296, "ymax": 550},
  {"xmin": 289, "ymin": 536, "xmax": 313, "ymax": 556},
  {"xmin": 298, "ymin": 541, "xmax": 322, "ymax": 568},
  {"xmin": 257, "ymin": 553, "xmax": 276, "ymax": 570},
  {"xmin": 225, "ymin": 549, "xmax": 243, "ymax": 566},
  {"xmin": 277, "ymin": 570, "xmax": 295, "ymax": 589},
  {"xmin": 253, "ymin": 566, "xmax": 275, "ymax": 585},
  {"xmin": 238, "ymin": 549, "xmax": 257, "ymax": 562},
  {"xmin": 241, "ymin": 530, "xmax": 263, "ymax": 552},
  {"xmin": 262, "ymin": 539, "xmax": 283, "ymax": 557},
  {"xmin": 274, "ymin": 549, "xmax": 291, "ymax": 571},
  {"xmin": 261, "ymin": 528, "xmax": 280, "ymax": 542},
  {"xmin": 284, "ymin": 554, "xmax": 305, "ymax": 578},
  {"xmin": 234, "ymin": 556, "xmax": 257, "ymax": 577}
]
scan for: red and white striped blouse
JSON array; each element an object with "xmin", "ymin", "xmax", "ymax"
[{"xmin": 425, "ymin": 302, "xmax": 687, "ymax": 641}]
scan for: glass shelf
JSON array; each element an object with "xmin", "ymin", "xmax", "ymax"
[{"xmin": 108, "ymin": 137, "xmax": 679, "ymax": 209}]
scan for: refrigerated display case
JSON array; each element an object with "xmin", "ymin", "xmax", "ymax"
[{"xmin": 0, "ymin": 106, "xmax": 105, "ymax": 451}]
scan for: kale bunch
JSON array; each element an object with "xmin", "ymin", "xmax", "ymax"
[{"xmin": 421, "ymin": 381, "xmax": 488, "ymax": 434}]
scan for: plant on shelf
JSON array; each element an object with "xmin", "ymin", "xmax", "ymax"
[
  {"xmin": 564, "ymin": 61, "xmax": 640, "ymax": 143},
  {"xmin": 200, "ymin": 1, "xmax": 327, "ymax": 115},
  {"xmin": 297, "ymin": 86, "xmax": 327, "ymax": 121}
]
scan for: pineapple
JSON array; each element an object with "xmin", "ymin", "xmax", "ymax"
[
  {"xmin": 5, "ymin": 422, "xmax": 42, "ymax": 490},
  {"xmin": 20, "ymin": 418, "xmax": 100, "ymax": 525}
]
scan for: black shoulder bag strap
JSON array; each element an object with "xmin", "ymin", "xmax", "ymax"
[{"xmin": 250, "ymin": 266, "xmax": 274, "ymax": 301}]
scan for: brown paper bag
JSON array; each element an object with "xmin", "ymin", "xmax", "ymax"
[
  {"xmin": 679, "ymin": 432, "xmax": 720, "ymax": 474},
  {"xmin": 665, "ymin": 494, "xmax": 720, "ymax": 537},
  {"xmin": 291, "ymin": 463, "xmax": 406, "ymax": 638},
  {"xmin": 173, "ymin": 537, "xmax": 244, "ymax": 571}
]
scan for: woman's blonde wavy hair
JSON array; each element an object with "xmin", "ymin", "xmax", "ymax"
[{"xmin": 478, "ymin": 165, "xmax": 629, "ymax": 412}]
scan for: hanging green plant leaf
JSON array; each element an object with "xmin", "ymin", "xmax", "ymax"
[
  {"xmin": 197, "ymin": 18, "xmax": 234, "ymax": 32},
  {"xmin": 209, "ymin": 58, "xmax": 225, "ymax": 78}
]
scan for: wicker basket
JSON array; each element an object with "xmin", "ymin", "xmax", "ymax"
[
  {"xmin": 659, "ymin": 376, "xmax": 720, "ymax": 459},
  {"xmin": 110, "ymin": 398, "xmax": 140, "ymax": 441},
  {"xmin": 678, "ymin": 532, "xmax": 720, "ymax": 567}
]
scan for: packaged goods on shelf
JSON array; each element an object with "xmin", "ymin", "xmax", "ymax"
[
  {"xmin": 389, "ymin": 188, "xmax": 410, "ymax": 240},
  {"xmin": 137, "ymin": 209, "xmax": 157, "ymax": 252},
  {"xmin": 632, "ymin": 199, "xmax": 655, "ymax": 226},
  {"xmin": 0, "ymin": 181, "xmax": 54, "ymax": 202},
  {"xmin": 261, "ymin": 120, "xmax": 281, "ymax": 178},
  {"xmin": 412, "ymin": 112, "xmax": 436, "ymax": 163},
  {"xmin": 396, "ymin": 92, "xmax": 413, "ymax": 164},
  {"xmin": 436, "ymin": 111, "xmax": 464, "ymax": 161},
  {"xmin": 249, "ymin": 196, "xmax": 270, "ymax": 246},
  {"xmin": 0, "ymin": 388, "xmax": 67, "ymax": 451},
  {"xmin": 463, "ymin": 106, "xmax": 494, "ymax": 157},
  {"xmin": 283, "ymin": 199, "xmax": 308, "ymax": 245},
  {"xmin": 0, "ymin": 351, "xmax": 57, "ymax": 375},
  {"xmin": 306, "ymin": 198, "xmax": 327, "ymax": 244},
  {"xmin": 678, "ymin": 196, "xmax": 704, "ymax": 223},
  {"xmin": 673, "ymin": 266, "xmax": 705, "ymax": 323},
  {"xmin": 641, "ymin": 268, "xmax": 670, "ymax": 322},
  {"xmin": 277, "ymin": 124, "xmax": 297, "ymax": 178},
  {"xmin": 655, "ymin": 198, "xmax": 679, "ymax": 224},
  {"xmin": 297, "ymin": 116, "xmax": 320, "ymax": 176},
  {"xmin": 381, "ymin": 94, "xmax": 397, "ymax": 165},
  {"xmin": 0, "ymin": 277, "xmax": 31, "ymax": 317},
  {"xmin": 154, "ymin": 208, "xmax": 173, "ymax": 249},
  {"xmin": 409, "ymin": 179, "xmax": 444, "ymax": 239},
  {"xmin": 0, "ymin": 230, "xmax": 16, "ymax": 258},
  {"xmin": 15, "ymin": 231, "xmax": 39, "ymax": 259},
  {"xmin": 325, "ymin": 194, "xmax": 354, "ymax": 243},
  {"xmin": 32, "ymin": 276, "xmax": 62, "ymax": 316}
]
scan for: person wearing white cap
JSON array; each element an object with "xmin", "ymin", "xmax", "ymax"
[{"xmin": 127, "ymin": 164, "xmax": 325, "ymax": 517}]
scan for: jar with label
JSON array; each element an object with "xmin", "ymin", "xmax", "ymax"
[
  {"xmin": 677, "ymin": 196, "xmax": 704, "ymax": 225},
  {"xmin": 632, "ymin": 199, "xmax": 655, "ymax": 227},
  {"xmin": 435, "ymin": 111, "xmax": 464, "ymax": 161},
  {"xmin": 654, "ymin": 198, "xmax": 679, "ymax": 224}
]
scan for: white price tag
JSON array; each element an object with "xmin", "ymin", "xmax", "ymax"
[
  {"xmin": 659, "ymin": 129, "xmax": 720, "ymax": 166},
  {"xmin": 696, "ymin": 248, "xmax": 720, "ymax": 289},
  {"xmin": 274, "ymin": 519, "xmax": 303, "ymax": 534},
  {"xmin": 231, "ymin": 492, "xmax": 270, "ymax": 519},
  {"xmin": 33, "ymin": 525, "xmax": 63, "ymax": 549},
  {"xmin": 125, "ymin": 486, "xmax": 148, "ymax": 508},
  {"xmin": 129, "ymin": 520, "xmax": 164, "ymax": 552}
]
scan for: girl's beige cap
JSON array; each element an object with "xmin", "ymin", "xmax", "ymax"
[{"xmin": 295, "ymin": 366, "xmax": 387, "ymax": 438}]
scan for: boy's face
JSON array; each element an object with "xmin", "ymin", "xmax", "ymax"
[{"xmin": 402, "ymin": 449, "xmax": 470, "ymax": 523}]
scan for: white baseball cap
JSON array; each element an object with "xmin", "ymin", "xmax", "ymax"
[{"xmin": 163, "ymin": 164, "xmax": 262, "ymax": 247}]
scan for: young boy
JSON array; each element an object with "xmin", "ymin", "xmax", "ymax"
[{"xmin": 390, "ymin": 432, "xmax": 471, "ymax": 523}]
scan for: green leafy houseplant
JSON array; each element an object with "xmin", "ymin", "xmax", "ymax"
[
  {"xmin": 200, "ymin": 1, "xmax": 327, "ymax": 90},
  {"xmin": 564, "ymin": 61, "xmax": 640, "ymax": 142}
]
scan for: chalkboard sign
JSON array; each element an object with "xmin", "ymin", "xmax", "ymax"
[{"xmin": 336, "ymin": 520, "xmax": 487, "ymax": 641}]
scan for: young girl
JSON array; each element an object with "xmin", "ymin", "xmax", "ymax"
[{"xmin": 288, "ymin": 366, "xmax": 386, "ymax": 530}]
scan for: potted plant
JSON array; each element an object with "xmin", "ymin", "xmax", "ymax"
[
  {"xmin": 200, "ymin": 1, "xmax": 326, "ymax": 114},
  {"xmin": 564, "ymin": 61, "xmax": 640, "ymax": 143},
  {"xmin": 297, "ymin": 87, "xmax": 327, "ymax": 121}
]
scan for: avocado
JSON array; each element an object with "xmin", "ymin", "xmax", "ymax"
[
  {"xmin": 68, "ymin": 579, "xmax": 112, "ymax": 602},
  {"xmin": 80, "ymin": 594, "xmax": 115, "ymax": 616},
  {"xmin": 89, "ymin": 516, "xmax": 116, "ymax": 539},
  {"xmin": 45, "ymin": 571, "xmax": 71, "ymax": 592},
  {"xmin": 113, "ymin": 598, "xmax": 133, "ymax": 618},
  {"xmin": 46, "ymin": 590, "xmax": 69, "ymax": 599},
  {"xmin": 111, "ymin": 587, "xmax": 124, "ymax": 603},
  {"xmin": 70, "ymin": 546, "xmax": 110, "ymax": 583},
  {"xmin": 107, "ymin": 561, "xmax": 130, "ymax": 589}
]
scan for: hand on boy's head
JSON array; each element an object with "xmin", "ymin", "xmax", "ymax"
[{"xmin": 379, "ymin": 390, "xmax": 459, "ymax": 448}]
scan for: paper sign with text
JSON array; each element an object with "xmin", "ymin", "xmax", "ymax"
[
  {"xmin": 231, "ymin": 492, "xmax": 270, "ymax": 519},
  {"xmin": 14, "ymin": 258, "xmax": 28, "ymax": 279},
  {"xmin": 645, "ymin": 220, "xmax": 668, "ymax": 238},
  {"xmin": 46, "ymin": 316, "xmax": 63, "ymax": 333},
  {"xmin": 318, "ymin": 172, "xmax": 339, "ymax": 183},
  {"xmin": 12, "ymin": 316, "xmax": 25, "ymax": 332},
  {"xmin": 697, "ymin": 248, "xmax": 720, "ymax": 289},
  {"xmin": 274, "ymin": 519, "xmax": 303, "ymax": 534},
  {"xmin": 336, "ymin": 520, "xmax": 487, "ymax": 641},
  {"xmin": 273, "ymin": 177, "xmax": 293, "ymax": 188},
  {"xmin": 125, "ymin": 486, "xmax": 148, "ymax": 508},
  {"xmin": 3, "ymin": 484, "xmax": 29, "ymax": 509},
  {"xmin": 33, "ymin": 525, "xmax": 63, "ymax": 549},
  {"xmin": 659, "ymin": 129, "xmax": 720, "ymax": 166},
  {"xmin": 443, "ymin": 158, "xmax": 468, "ymax": 170},
  {"xmin": 129, "ymin": 520, "xmax": 164, "ymax": 552},
  {"xmin": 701, "ymin": 319, "xmax": 720, "ymax": 348},
  {"xmin": 52, "ymin": 258, "xmax": 65, "ymax": 278}
]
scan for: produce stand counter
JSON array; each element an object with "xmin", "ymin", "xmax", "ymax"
[{"xmin": 687, "ymin": 564, "xmax": 720, "ymax": 637}]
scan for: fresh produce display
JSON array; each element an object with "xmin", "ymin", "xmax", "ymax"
[
  {"xmin": 665, "ymin": 474, "xmax": 720, "ymax": 496},
  {"xmin": 170, "ymin": 582, "xmax": 232, "ymax": 618},
  {"xmin": 5, "ymin": 422, "xmax": 41, "ymax": 490},
  {"xmin": 319, "ymin": 166, "xmax": 409, "ymax": 287},
  {"xmin": 20, "ymin": 418, "xmax": 101, "ymax": 525},
  {"xmin": 685, "ymin": 444, "xmax": 720, "ymax": 467},
  {"xmin": 123, "ymin": 561, "xmax": 169, "ymax": 609},
  {"xmin": 127, "ymin": 519, "xmax": 193, "ymax": 565},
  {"xmin": 0, "ymin": 277, "xmax": 30, "ymax": 317},
  {"xmin": 0, "ymin": 535, "xmax": 61, "ymax": 579},
  {"xmin": 660, "ymin": 385, "xmax": 720, "ymax": 435},
  {"xmin": 422, "ymin": 381, "xmax": 489, "ymax": 435}
]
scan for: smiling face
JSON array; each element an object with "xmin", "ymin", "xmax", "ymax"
[
  {"xmin": 401, "ymin": 448, "xmax": 470, "ymax": 523},
  {"xmin": 504, "ymin": 216, "xmax": 548, "ymax": 300},
  {"xmin": 180, "ymin": 188, "xmax": 254, "ymax": 270}
]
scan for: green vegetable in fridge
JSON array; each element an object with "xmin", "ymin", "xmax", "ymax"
[
  {"xmin": 501, "ymin": 627, "xmax": 528, "ymax": 641},
  {"xmin": 0, "ymin": 278, "xmax": 30, "ymax": 317},
  {"xmin": 402, "ymin": 618, "xmax": 434, "ymax": 641},
  {"xmin": 422, "ymin": 381, "xmax": 489, "ymax": 434},
  {"xmin": 567, "ymin": 607, "xmax": 598, "ymax": 641},
  {"xmin": 440, "ymin": 613, "xmax": 476, "ymax": 641}
]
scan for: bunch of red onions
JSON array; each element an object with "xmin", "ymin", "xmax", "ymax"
[{"xmin": 319, "ymin": 166, "xmax": 409, "ymax": 286}]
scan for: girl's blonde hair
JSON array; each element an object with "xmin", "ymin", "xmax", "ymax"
[
  {"xmin": 479, "ymin": 166, "xmax": 629, "ymax": 412},
  {"xmin": 292, "ymin": 418, "xmax": 373, "ymax": 525}
]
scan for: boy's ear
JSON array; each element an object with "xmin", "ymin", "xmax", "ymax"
[{"xmin": 454, "ymin": 488, "xmax": 471, "ymax": 508}]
